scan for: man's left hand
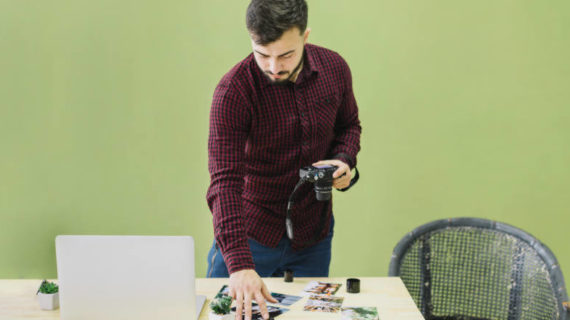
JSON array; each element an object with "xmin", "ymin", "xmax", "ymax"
[{"xmin": 312, "ymin": 159, "xmax": 351, "ymax": 190}]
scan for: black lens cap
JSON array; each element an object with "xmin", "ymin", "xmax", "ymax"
[
  {"xmin": 347, "ymin": 278, "xmax": 360, "ymax": 293},
  {"xmin": 284, "ymin": 269, "xmax": 294, "ymax": 282}
]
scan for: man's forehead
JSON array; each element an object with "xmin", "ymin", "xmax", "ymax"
[
  {"xmin": 254, "ymin": 47, "xmax": 296, "ymax": 57},
  {"xmin": 252, "ymin": 40, "xmax": 300, "ymax": 57}
]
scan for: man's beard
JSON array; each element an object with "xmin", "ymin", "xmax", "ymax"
[{"xmin": 264, "ymin": 51, "xmax": 305, "ymax": 86}]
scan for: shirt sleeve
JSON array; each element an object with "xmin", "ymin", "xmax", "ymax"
[
  {"xmin": 330, "ymin": 58, "xmax": 362, "ymax": 168},
  {"xmin": 206, "ymin": 80, "xmax": 255, "ymax": 274}
]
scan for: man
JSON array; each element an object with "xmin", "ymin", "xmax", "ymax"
[{"xmin": 206, "ymin": 0, "xmax": 361, "ymax": 319}]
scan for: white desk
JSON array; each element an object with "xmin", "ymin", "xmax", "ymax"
[{"xmin": 0, "ymin": 277, "xmax": 424, "ymax": 319}]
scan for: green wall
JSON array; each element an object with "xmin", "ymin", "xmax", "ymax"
[{"xmin": 1, "ymin": 0, "xmax": 569, "ymax": 280}]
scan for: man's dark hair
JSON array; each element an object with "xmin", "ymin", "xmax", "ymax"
[{"xmin": 246, "ymin": 0, "xmax": 308, "ymax": 45}]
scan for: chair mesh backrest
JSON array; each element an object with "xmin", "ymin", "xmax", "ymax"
[{"xmin": 390, "ymin": 218, "xmax": 568, "ymax": 320}]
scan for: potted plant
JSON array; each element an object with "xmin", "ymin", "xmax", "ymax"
[
  {"xmin": 209, "ymin": 293, "xmax": 233, "ymax": 320},
  {"xmin": 36, "ymin": 280, "xmax": 59, "ymax": 310}
]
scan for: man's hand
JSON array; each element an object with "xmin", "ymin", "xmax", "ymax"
[
  {"xmin": 312, "ymin": 159, "xmax": 351, "ymax": 189},
  {"xmin": 229, "ymin": 269, "xmax": 277, "ymax": 320}
]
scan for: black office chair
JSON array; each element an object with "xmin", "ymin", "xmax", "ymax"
[{"xmin": 389, "ymin": 217, "xmax": 569, "ymax": 320}]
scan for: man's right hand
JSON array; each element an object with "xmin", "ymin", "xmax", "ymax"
[{"xmin": 229, "ymin": 269, "xmax": 278, "ymax": 320}]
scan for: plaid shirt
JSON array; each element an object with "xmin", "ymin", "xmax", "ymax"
[{"xmin": 207, "ymin": 43, "xmax": 361, "ymax": 274}]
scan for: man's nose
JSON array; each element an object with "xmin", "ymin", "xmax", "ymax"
[{"xmin": 268, "ymin": 59, "xmax": 279, "ymax": 74}]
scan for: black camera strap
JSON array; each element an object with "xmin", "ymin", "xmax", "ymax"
[
  {"xmin": 286, "ymin": 181, "xmax": 329, "ymax": 247},
  {"xmin": 338, "ymin": 167, "xmax": 359, "ymax": 192},
  {"xmin": 285, "ymin": 178, "xmax": 307, "ymax": 241}
]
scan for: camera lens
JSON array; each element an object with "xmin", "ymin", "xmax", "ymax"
[{"xmin": 315, "ymin": 185, "xmax": 332, "ymax": 201}]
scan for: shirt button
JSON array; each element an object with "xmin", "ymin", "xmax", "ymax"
[{"xmin": 299, "ymin": 112, "xmax": 305, "ymax": 117}]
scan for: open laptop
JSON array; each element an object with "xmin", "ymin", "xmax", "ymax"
[{"xmin": 56, "ymin": 235, "xmax": 206, "ymax": 320}]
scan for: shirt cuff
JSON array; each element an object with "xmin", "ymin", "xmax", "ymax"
[
  {"xmin": 333, "ymin": 153, "xmax": 355, "ymax": 169},
  {"xmin": 223, "ymin": 247, "xmax": 256, "ymax": 274}
]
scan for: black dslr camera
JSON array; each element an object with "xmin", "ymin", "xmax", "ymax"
[{"xmin": 299, "ymin": 165, "xmax": 338, "ymax": 201}]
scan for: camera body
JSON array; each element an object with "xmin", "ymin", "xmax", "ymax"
[{"xmin": 299, "ymin": 165, "xmax": 338, "ymax": 201}]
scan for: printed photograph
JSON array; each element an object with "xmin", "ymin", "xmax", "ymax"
[
  {"xmin": 270, "ymin": 292, "xmax": 302, "ymax": 306},
  {"xmin": 303, "ymin": 294, "xmax": 344, "ymax": 313},
  {"xmin": 303, "ymin": 281, "xmax": 342, "ymax": 296},
  {"xmin": 341, "ymin": 306, "xmax": 380, "ymax": 320},
  {"xmin": 231, "ymin": 304, "xmax": 289, "ymax": 320}
]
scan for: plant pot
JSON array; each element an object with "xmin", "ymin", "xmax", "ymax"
[
  {"xmin": 208, "ymin": 311, "xmax": 234, "ymax": 320},
  {"xmin": 37, "ymin": 292, "xmax": 59, "ymax": 310}
]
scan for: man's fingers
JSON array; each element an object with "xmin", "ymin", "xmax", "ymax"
[
  {"xmin": 333, "ymin": 175, "xmax": 350, "ymax": 189},
  {"xmin": 332, "ymin": 162, "xmax": 349, "ymax": 178},
  {"xmin": 333, "ymin": 168, "xmax": 350, "ymax": 179},
  {"xmin": 244, "ymin": 294, "xmax": 253, "ymax": 320},
  {"xmin": 235, "ymin": 291, "xmax": 244, "ymax": 320},
  {"xmin": 262, "ymin": 284, "xmax": 278, "ymax": 303},
  {"xmin": 332, "ymin": 168, "xmax": 344, "ymax": 178},
  {"xmin": 334, "ymin": 174, "xmax": 350, "ymax": 184},
  {"xmin": 255, "ymin": 292, "xmax": 270, "ymax": 320},
  {"xmin": 334, "ymin": 181, "xmax": 349, "ymax": 189}
]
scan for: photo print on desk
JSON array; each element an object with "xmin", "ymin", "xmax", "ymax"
[
  {"xmin": 270, "ymin": 292, "xmax": 302, "ymax": 306},
  {"xmin": 303, "ymin": 294, "xmax": 344, "ymax": 313},
  {"xmin": 218, "ymin": 285, "xmax": 302, "ymax": 307},
  {"xmin": 231, "ymin": 303, "xmax": 289, "ymax": 320},
  {"xmin": 341, "ymin": 306, "xmax": 380, "ymax": 320},
  {"xmin": 302, "ymin": 281, "xmax": 341, "ymax": 296}
]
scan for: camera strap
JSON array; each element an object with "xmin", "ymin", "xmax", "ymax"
[
  {"xmin": 285, "ymin": 178, "xmax": 307, "ymax": 241},
  {"xmin": 338, "ymin": 167, "xmax": 359, "ymax": 192},
  {"xmin": 286, "ymin": 178, "xmax": 328, "ymax": 246}
]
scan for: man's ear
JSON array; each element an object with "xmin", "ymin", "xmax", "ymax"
[{"xmin": 303, "ymin": 27, "xmax": 311, "ymax": 44}]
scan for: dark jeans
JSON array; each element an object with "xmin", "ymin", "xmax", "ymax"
[{"xmin": 207, "ymin": 216, "xmax": 334, "ymax": 277}]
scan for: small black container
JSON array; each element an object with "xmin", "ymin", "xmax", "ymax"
[{"xmin": 346, "ymin": 278, "xmax": 360, "ymax": 293}]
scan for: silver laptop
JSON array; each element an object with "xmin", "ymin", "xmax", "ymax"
[{"xmin": 56, "ymin": 235, "xmax": 206, "ymax": 320}]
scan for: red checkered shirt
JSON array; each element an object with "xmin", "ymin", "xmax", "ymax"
[{"xmin": 207, "ymin": 43, "xmax": 361, "ymax": 274}]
